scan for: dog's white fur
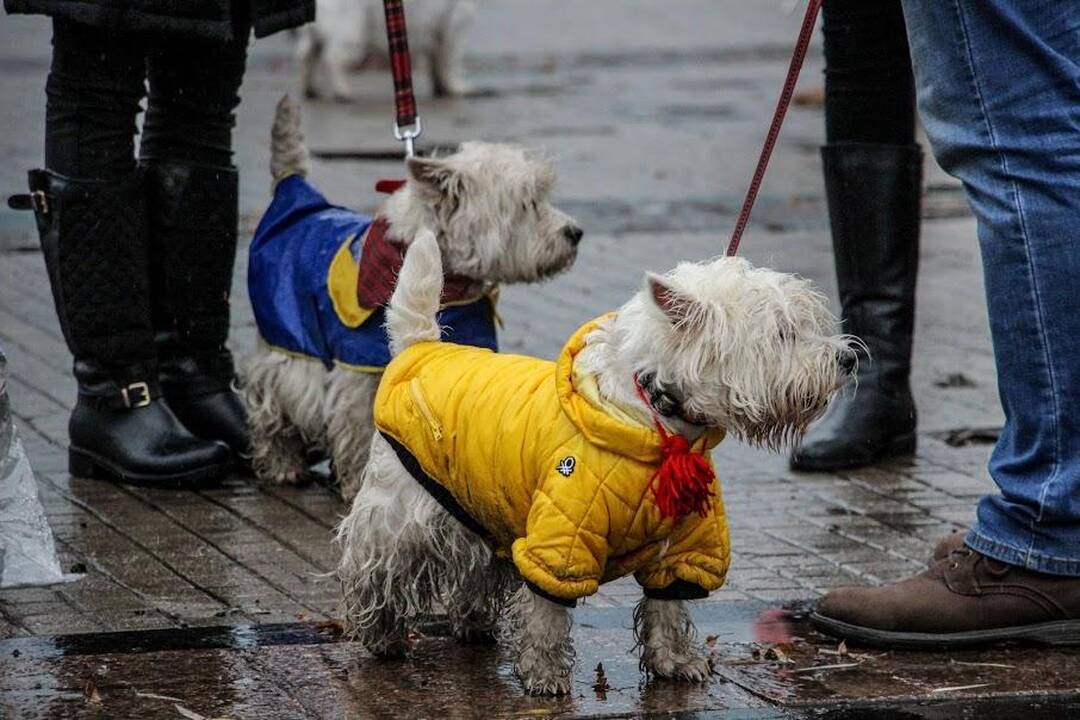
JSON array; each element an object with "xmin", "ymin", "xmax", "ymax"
[
  {"xmin": 337, "ymin": 232, "xmax": 858, "ymax": 694},
  {"xmin": 245, "ymin": 97, "xmax": 580, "ymax": 499},
  {"xmin": 298, "ymin": 0, "xmax": 476, "ymax": 101}
]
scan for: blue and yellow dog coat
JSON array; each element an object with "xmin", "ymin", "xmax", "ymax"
[{"xmin": 249, "ymin": 175, "xmax": 498, "ymax": 372}]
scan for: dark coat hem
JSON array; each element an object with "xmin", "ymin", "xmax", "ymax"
[{"xmin": 4, "ymin": 0, "xmax": 311, "ymax": 41}]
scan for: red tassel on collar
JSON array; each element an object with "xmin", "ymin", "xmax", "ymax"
[{"xmin": 634, "ymin": 375, "xmax": 715, "ymax": 519}]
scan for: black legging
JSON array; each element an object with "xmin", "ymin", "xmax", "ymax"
[
  {"xmin": 822, "ymin": 0, "xmax": 916, "ymax": 146},
  {"xmin": 45, "ymin": 19, "xmax": 249, "ymax": 178}
]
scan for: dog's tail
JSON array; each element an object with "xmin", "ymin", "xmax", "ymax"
[
  {"xmin": 270, "ymin": 95, "xmax": 311, "ymax": 182},
  {"xmin": 387, "ymin": 230, "xmax": 444, "ymax": 356}
]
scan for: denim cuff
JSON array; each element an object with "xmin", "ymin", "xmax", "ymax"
[{"xmin": 967, "ymin": 526, "xmax": 1080, "ymax": 577}]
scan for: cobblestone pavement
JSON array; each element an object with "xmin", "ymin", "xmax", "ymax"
[{"xmin": 0, "ymin": 2, "xmax": 1041, "ymax": 716}]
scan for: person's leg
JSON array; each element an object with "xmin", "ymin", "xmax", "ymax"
[
  {"xmin": 791, "ymin": 0, "xmax": 923, "ymax": 471},
  {"xmin": 904, "ymin": 0, "xmax": 1080, "ymax": 573},
  {"xmin": 140, "ymin": 25, "xmax": 251, "ymax": 457},
  {"xmin": 30, "ymin": 20, "xmax": 230, "ymax": 486},
  {"xmin": 811, "ymin": 0, "xmax": 1080, "ymax": 646}
]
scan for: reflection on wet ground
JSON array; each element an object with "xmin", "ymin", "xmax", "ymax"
[{"xmin": 4, "ymin": 602, "xmax": 1080, "ymax": 719}]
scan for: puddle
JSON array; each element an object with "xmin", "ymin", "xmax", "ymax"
[
  {"xmin": 4, "ymin": 604, "xmax": 1080, "ymax": 718},
  {"xmin": 716, "ymin": 605, "xmax": 1080, "ymax": 709}
]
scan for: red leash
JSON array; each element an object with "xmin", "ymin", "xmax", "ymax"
[
  {"xmin": 726, "ymin": 0, "xmax": 823, "ymax": 257},
  {"xmin": 382, "ymin": 0, "xmax": 422, "ymax": 157}
]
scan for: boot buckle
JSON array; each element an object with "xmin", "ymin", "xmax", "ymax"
[
  {"xmin": 121, "ymin": 382, "xmax": 152, "ymax": 409},
  {"xmin": 31, "ymin": 190, "xmax": 49, "ymax": 214}
]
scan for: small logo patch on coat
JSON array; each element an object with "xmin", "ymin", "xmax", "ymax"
[{"xmin": 556, "ymin": 456, "xmax": 576, "ymax": 477}]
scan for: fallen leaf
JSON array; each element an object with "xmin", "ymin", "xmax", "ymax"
[
  {"xmin": 316, "ymin": 618, "xmax": 345, "ymax": 636},
  {"xmin": 83, "ymin": 680, "xmax": 102, "ymax": 704},
  {"xmin": 837, "ymin": 640, "xmax": 848, "ymax": 657},
  {"xmin": 792, "ymin": 86, "xmax": 824, "ymax": 108},
  {"xmin": 592, "ymin": 661, "xmax": 612, "ymax": 698},
  {"xmin": 763, "ymin": 645, "xmax": 793, "ymax": 664},
  {"xmin": 933, "ymin": 373, "xmax": 977, "ymax": 389}
]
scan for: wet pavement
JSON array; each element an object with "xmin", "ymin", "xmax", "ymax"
[
  {"xmin": 5, "ymin": 602, "xmax": 1080, "ymax": 719},
  {"xmin": 1, "ymin": 0, "xmax": 1073, "ymax": 717}
]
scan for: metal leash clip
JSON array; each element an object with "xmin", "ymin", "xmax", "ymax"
[{"xmin": 394, "ymin": 117, "xmax": 423, "ymax": 159}]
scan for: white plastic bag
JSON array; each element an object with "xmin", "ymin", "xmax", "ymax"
[{"xmin": 0, "ymin": 346, "xmax": 75, "ymax": 588}]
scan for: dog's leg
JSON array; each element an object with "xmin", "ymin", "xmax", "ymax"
[
  {"xmin": 243, "ymin": 348, "xmax": 309, "ymax": 483},
  {"xmin": 634, "ymin": 597, "xmax": 711, "ymax": 682},
  {"xmin": 243, "ymin": 347, "xmax": 327, "ymax": 484},
  {"xmin": 296, "ymin": 29, "xmax": 323, "ymax": 100},
  {"xmin": 325, "ymin": 42, "xmax": 356, "ymax": 102},
  {"xmin": 325, "ymin": 368, "xmax": 380, "ymax": 502},
  {"xmin": 511, "ymin": 587, "xmax": 575, "ymax": 695},
  {"xmin": 446, "ymin": 558, "xmax": 518, "ymax": 645},
  {"xmin": 337, "ymin": 433, "xmax": 448, "ymax": 657},
  {"xmin": 431, "ymin": 0, "xmax": 476, "ymax": 97}
]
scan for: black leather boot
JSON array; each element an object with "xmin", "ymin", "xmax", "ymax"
[
  {"xmin": 24, "ymin": 169, "xmax": 231, "ymax": 486},
  {"xmin": 790, "ymin": 144, "xmax": 922, "ymax": 471},
  {"xmin": 143, "ymin": 162, "xmax": 250, "ymax": 459}
]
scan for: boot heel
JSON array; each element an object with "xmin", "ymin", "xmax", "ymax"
[
  {"xmin": 68, "ymin": 449, "xmax": 98, "ymax": 479},
  {"xmin": 883, "ymin": 432, "xmax": 917, "ymax": 458}
]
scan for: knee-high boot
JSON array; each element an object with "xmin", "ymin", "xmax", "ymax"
[
  {"xmin": 22, "ymin": 169, "xmax": 231, "ymax": 485},
  {"xmin": 790, "ymin": 143, "xmax": 922, "ymax": 471},
  {"xmin": 143, "ymin": 161, "xmax": 250, "ymax": 458}
]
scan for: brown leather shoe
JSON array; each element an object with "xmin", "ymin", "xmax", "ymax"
[
  {"xmin": 812, "ymin": 544, "xmax": 1080, "ymax": 648},
  {"xmin": 931, "ymin": 530, "xmax": 966, "ymax": 562}
]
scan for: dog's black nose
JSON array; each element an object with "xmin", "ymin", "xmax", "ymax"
[
  {"xmin": 839, "ymin": 351, "xmax": 857, "ymax": 375},
  {"xmin": 562, "ymin": 225, "xmax": 584, "ymax": 246}
]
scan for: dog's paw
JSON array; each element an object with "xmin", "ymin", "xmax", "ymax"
[
  {"xmin": 272, "ymin": 467, "xmax": 308, "ymax": 485},
  {"xmin": 646, "ymin": 651, "xmax": 712, "ymax": 683},
  {"xmin": 519, "ymin": 669, "xmax": 572, "ymax": 696},
  {"xmin": 453, "ymin": 626, "xmax": 496, "ymax": 645}
]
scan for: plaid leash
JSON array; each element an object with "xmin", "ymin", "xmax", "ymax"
[
  {"xmin": 383, "ymin": 0, "xmax": 422, "ymax": 157},
  {"xmin": 726, "ymin": 0, "xmax": 823, "ymax": 257}
]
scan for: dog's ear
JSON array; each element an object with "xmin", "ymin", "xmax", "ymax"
[
  {"xmin": 646, "ymin": 273, "xmax": 697, "ymax": 326},
  {"xmin": 407, "ymin": 156, "xmax": 459, "ymax": 203}
]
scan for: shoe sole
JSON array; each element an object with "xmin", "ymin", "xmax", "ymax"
[
  {"xmin": 69, "ymin": 447, "xmax": 227, "ymax": 489},
  {"xmin": 790, "ymin": 432, "xmax": 916, "ymax": 472},
  {"xmin": 810, "ymin": 612, "xmax": 1080, "ymax": 649}
]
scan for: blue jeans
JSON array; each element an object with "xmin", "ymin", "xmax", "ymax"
[{"xmin": 900, "ymin": 0, "xmax": 1080, "ymax": 574}]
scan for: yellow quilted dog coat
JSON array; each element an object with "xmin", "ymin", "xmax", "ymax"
[{"xmin": 373, "ymin": 316, "xmax": 731, "ymax": 604}]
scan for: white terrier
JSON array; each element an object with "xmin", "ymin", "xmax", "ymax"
[
  {"xmin": 298, "ymin": 0, "xmax": 476, "ymax": 101},
  {"xmin": 336, "ymin": 231, "xmax": 859, "ymax": 694},
  {"xmin": 243, "ymin": 97, "xmax": 581, "ymax": 501}
]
